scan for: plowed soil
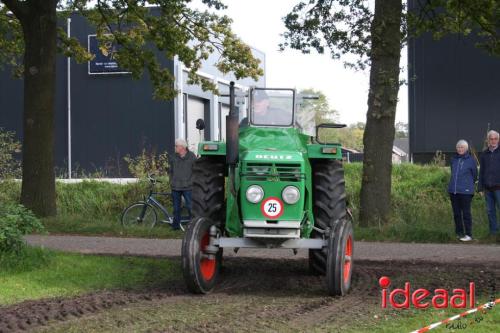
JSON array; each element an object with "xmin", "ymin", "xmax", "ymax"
[{"xmin": 1, "ymin": 258, "xmax": 498, "ymax": 333}]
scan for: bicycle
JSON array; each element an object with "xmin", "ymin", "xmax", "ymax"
[{"xmin": 121, "ymin": 174, "xmax": 191, "ymax": 231}]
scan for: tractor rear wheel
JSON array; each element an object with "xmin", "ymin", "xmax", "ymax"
[
  {"xmin": 309, "ymin": 160, "xmax": 347, "ymax": 275},
  {"xmin": 192, "ymin": 156, "xmax": 225, "ymax": 223},
  {"xmin": 182, "ymin": 217, "xmax": 222, "ymax": 294},
  {"xmin": 326, "ymin": 218, "xmax": 354, "ymax": 296}
]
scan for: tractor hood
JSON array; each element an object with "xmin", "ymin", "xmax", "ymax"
[
  {"xmin": 236, "ymin": 127, "xmax": 307, "ymax": 225},
  {"xmin": 238, "ymin": 127, "xmax": 308, "ymax": 157},
  {"xmin": 243, "ymin": 150, "xmax": 304, "ymax": 163}
]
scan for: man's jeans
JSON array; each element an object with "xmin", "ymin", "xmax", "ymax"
[
  {"xmin": 485, "ymin": 190, "xmax": 500, "ymax": 235},
  {"xmin": 172, "ymin": 190, "xmax": 192, "ymax": 228}
]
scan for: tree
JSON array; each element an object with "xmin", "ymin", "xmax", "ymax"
[
  {"xmin": 395, "ymin": 121, "xmax": 408, "ymax": 139},
  {"xmin": 282, "ymin": 0, "xmax": 402, "ymax": 226},
  {"xmin": 0, "ymin": 0, "xmax": 262, "ymax": 216},
  {"xmin": 282, "ymin": 0, "xmax": 499, "ymax": 226},
  {"xmin": 298, "ymin": 88, "xmax": 339, "ymax": 125},
  {"xmin": 298, "ymin": 88, "xmax": 364, "ymax": 150}
]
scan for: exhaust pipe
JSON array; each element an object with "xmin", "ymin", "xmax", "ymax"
[{"xmin": 226, "ymin": 81, "xmax": 239, "ymax": 165}]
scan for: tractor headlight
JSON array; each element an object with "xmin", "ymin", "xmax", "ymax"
[
  {"xmin": 246, "ymin": 185, "xmax": 264, "ymax": 203},
  {"xmin": 282, "ymin": 186, "xmax": 300, "ymax": 204}
]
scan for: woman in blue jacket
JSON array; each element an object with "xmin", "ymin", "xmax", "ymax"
[{"xmin": 448, "ymin": 140, "xmax": 478, "ymax": 241}]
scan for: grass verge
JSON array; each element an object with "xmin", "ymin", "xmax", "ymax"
[
  {"xmin": 0, "ymin": 247, "xmax": 178, "ymax": 305},
  {"xmin": 1, "ymin": 164, "xmax": 499, "ymax": 243},
  {"xmin": 41, "ymin": 216, "xmax": 183, "ymax": 239},
  {"xmin": 345, "ymin": 298, "xmax": 500, "ymax": 333}
]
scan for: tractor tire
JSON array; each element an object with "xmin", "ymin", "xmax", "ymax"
[
  {"xmin": 192, "ymin": 156, "xmax": 225, "ymax": 223},
  {"xmin": 182, "ymin": 216, "xmax": 223, "ymax": 294},
  {"xmin": 309, "ymin": 159, "xmax": 347, "ymax": 275},
  {"xmin": 326, "ymin": 218, "xmax": 354, "ymax": 296}
]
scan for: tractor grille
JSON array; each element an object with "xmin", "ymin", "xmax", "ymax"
[{"xmin": 242, "ymin": 163, "xmax": 304, "ymax": 182}]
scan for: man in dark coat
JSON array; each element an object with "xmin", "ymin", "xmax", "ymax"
[
  {"xmin": 169, "ymin": 138, "xmax": 197, "ymax": 230},
  {"xmin": 478, "ymin": 130, "xmax": 500, "ymax": 238}
]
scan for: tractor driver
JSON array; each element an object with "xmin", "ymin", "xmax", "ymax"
[{"xmin": 251, "ymin": 90, "xmax": 292, "ymax": 126}]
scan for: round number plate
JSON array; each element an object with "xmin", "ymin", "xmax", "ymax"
[{"xmin": 260, "ymin": 197, "xmax": 284, "ymax": 219}]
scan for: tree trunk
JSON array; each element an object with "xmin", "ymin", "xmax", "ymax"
[
  {"xmin": 18, "ymin": 1, "xmax": 58, "ymax": 216},
  {"xmin": 359, "ymin": 0, "xmax": 402, "ymax": 226}
]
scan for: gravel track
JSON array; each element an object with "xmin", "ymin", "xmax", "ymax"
[{"xmin": 25, "ymin": 235, "xmax": 500, "ymax": 263}]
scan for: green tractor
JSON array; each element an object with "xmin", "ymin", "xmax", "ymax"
[{"xmin": 182, "ymin": 82, "xmax": 353, "ymax": 296}]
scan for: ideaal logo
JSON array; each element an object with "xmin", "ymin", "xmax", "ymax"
[{"xmin": 379, "ymin": 276, "xmax": 475, "ymax": 309}]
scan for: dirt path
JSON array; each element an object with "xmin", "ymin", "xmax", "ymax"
[
  {"xmin": 25, "ymin": 235, "xmax": 500, "ymax": 264},
  {"xmin": 1, "ymin": 258, "xmax": 499, "ymax": 333},
  {"xmin": 1, "ymin": 236, "xmax": 494, "ymax": 332}
]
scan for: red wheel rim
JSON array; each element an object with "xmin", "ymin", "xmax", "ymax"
[
  {"xmin": 200, "ymin": 232, "xmax": 216, "ymax": 281},
  {"xmin": 343, "ymin": 235, "xmax": 353, "ymax": 283}
]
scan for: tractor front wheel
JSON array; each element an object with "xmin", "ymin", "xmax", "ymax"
[
  {"xmin": 326, "ymin": 218, "xmax": 354, "ymax": 296},
  {"xmin": 182, "ymin": 217, "xmax": 222, "ymax": 294}
]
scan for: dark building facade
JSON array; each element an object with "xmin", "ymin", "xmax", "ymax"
[
  {"xmin": 0, "ymin": 13, "xmax": 265, "ymax": 177},
  {"xmin": 408, "ymin": 1, "xmax": 500, "ymax": 163}
]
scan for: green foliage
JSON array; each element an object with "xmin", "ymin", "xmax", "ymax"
[
  {"xmin": 73, "ymin": 0, "xmax": 262, "ymax": 99},
  {"xmin": 0, "ymin": 247, "xmax": 179, "ymax": 305},
  {"xmin": 1, "ymin": 1, "xmax": 263, "ymax": 99},
  {"xmin": 431, "ymin": 150, "xmax": 447, "ymax": 167},
  {"xmin": 394, "ymin": 121, "xmax": 408, "ymax": 139},
  {"xmin": 0, "ymin": 4, "xmax": 23, "ymax": 76},
  {"xmin": 282, "ymin": 1, "xmax": 499, "ymax": 70},
  {"xmin": 0, "ymin": 203, "xmax": 44, "ymax": 253},
  {"xmin": 298, "ymin": 88, "xmax": 339, "ymax": 125},
  {"xmin": 318, "ymin": 122, "xmax": 365, "ymax": 151},
  {"xmin": 0, "ymin": 164, "xmax": 495, "ymax": 243},
  {"xmin": 408, "ymin": 0, "xmax": 500, "ymax": 55},
  {"xmin": 0, "ymin": 179, "xmax": 20, "ymax": 203},
  {"xmin": 124, "ymin": 149, "xmax": 170, "ymax": 179},
  {"xmin": 346, "ymin": 163, "xmax": 492, "ymax": 242},
  {"xmin": 281, "ymin": 0, "xmax": 373, "ymax": 70},
  {"xmin": 0, "ymin": 128, "xmax": 21, "ymax": 179}
]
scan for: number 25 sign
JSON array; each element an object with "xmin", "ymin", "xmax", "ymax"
[{"xmin": 261, "ymin": 197, "xmax": 284, "ymax": 219}]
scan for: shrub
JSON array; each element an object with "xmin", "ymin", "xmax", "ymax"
[
  {"xmin": 124, "ymin": 149, "xmax": 169, "ymax": 179},
  {"xmin": 0, "ymin": 128, "xmax": 21, "ymax": 179},
  {"xmin": 0, "ymin": 203, "xmax": 44, "ymax": 253},
  {"xmin": 0, "ymin": 180, "xmax": 20, "ymax": 204}
]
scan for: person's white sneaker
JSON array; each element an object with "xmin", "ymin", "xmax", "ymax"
[{"xmin": 459, "ymin": 235, "xmax": 472, "ymax": 242}]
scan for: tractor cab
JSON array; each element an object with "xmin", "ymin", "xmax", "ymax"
[{"xmin": 248, "ymin": 88, "xmax": 295, "ymax": 127}]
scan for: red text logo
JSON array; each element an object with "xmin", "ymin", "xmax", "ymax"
[{"xmin": 379, "ymin": 276, "xmax": 475, "ymax": 309}]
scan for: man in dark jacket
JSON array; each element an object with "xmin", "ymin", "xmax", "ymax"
[
  {"xmin": 478, "ymin": 130, "xmax": 500, "ymax": 237},
  {"xmin": 169, "ymin": 138, "xmax": 197, "ymax": 230}
]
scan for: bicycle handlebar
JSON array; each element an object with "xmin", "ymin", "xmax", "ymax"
[{"xmin": 147, "ymin": 174, "xmax": 163, "ymax": 184}]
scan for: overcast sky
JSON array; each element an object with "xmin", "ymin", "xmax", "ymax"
[{"xmin": 208, "ymin": 0, "xmax": 409, "ymax": 125}]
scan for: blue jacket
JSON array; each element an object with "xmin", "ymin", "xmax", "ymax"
[
  {"xmin": 478, "ymin": 146, "xmax": 500, "ymax": 191},
  {"xmin": 448, "ymin": 153, "xmax": 478, "ymax": 195}
]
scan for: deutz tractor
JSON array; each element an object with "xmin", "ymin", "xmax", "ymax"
[{"xmin": 182, "ymin": 82, "xmax": 353, "ymax": 296}]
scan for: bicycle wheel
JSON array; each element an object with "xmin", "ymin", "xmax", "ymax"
[{"xmin": 121, "ymin": 202, "xmax": 157, "ymax": 228}]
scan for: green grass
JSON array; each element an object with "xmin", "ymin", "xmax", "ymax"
[
  {"xmin": 0, "ymin": 247, "xmax": 179, "ymax": 305},
  {"xmin": 344, "ymin": 298, "xmax": 500, "ymax": 333},
  {"xmin": 1, "ymin": 164, "xmax": 498, "ymax": 243},
  {"xmin": 41, "ymin": 215, "xmax": 184, "ymax": 238},
  {"xmin": 345, "ymin": 163, "xmax": 495, "ymax": 243}
]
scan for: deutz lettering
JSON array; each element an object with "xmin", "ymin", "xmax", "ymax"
[{"xmin": 255, "ymin": 155, "xmax": 293, "ymax": 160}]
